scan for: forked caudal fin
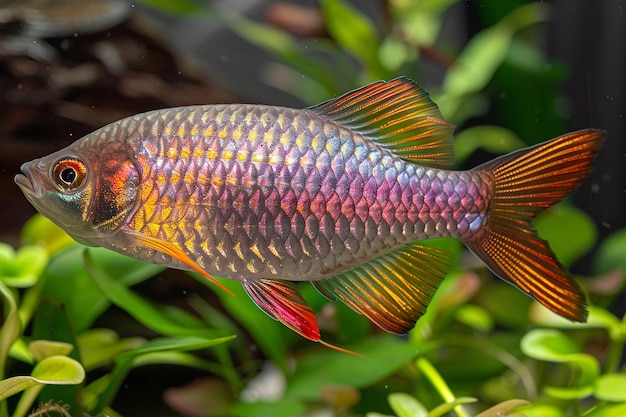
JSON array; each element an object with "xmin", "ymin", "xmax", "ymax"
[{"xmin": 465, "ymin": 129, "xmax": 605, "ymax": 322}]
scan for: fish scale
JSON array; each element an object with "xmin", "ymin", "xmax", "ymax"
[
  {"xmin": 120, "ymin": 103, "xmax": 489, "ymax": 281},
  {"xmin": 16, "ymin": 77, "xmax": 604, "ymax": 351}
]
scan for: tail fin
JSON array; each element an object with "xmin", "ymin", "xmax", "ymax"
[{"xmin": 465, "ymin": 129, "xmax": 605, "ymax": 322}]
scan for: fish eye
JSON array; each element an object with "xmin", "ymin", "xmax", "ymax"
[{"xmin": 52, "ymin": 158, "xmax": 87, "ymax": 192}]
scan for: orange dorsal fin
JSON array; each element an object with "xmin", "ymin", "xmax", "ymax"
[
  {"xmin": 466, "ymin": 129, "xmax": 606, "ymax": 321},
  {"xmin": 306, "ymin": 77, "xmax": 456, "ymax": 168},
  {"xmin": 124, "ymin": 230, "xmax": 234, "ymax": 296}
]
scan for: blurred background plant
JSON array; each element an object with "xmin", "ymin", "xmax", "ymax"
[{"xmin": 0, "ymin": 0, "xmax": 624, "ymax": 416}]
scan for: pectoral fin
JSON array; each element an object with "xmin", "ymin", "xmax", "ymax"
[
  {"xmin": 123, "ymin": 230, "xmax": 234, "ymax": 296},
  {"xmin": 313, "ymin": 243, "xmax": 451, "ymax": 334}
]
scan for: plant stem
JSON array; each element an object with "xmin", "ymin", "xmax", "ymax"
[{"xmin": 415, "ymin": 357, "xmax": 470, "ymax": 417}]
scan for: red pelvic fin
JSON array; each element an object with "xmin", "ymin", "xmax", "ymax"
[{"xmin": 242, "ymin": 279, "xmax": 363, "ymax": 356}]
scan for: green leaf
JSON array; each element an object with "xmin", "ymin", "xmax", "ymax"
[
  {"xmin": 0, "ymin": 281, "xmax": 21, "ymax": 377},
  {"xmin": 84, "ymin": 250, "xmax": 216, "ymax": 339},
  {"xmin": 536, "ymin": 204, "xmax": 597, "ymax": 268},
  {"xmin": 320, "ymin": 0, "xmax": 385, "ymax": 79},
  {"xmin": 511, "ymin": 403, "xmax": 567, "ymax": 417},
  {"xmin": 286, "ymin": 336, "xmax": 421, "ymax": 401},
  {"xmin": 428, "ymin": 397, "xmax": 478, "ymax": 417},
  {"xmin": 475, "ymin": 399, "xmax": 531, "ymax": 417},
  {"xmin": 89, "ymin": 336, "xmax": 233, "ymax": 415},
  {"xmin": 28, "ymin": 340, "xmax": 73, "ymax": 362},
  {"xmin": 521, "ymin": 329, "xmax": 579, "ymax": 361},
  {"xmin": 118, "ymin": 336, "xmax": 234, "ymax": 359},
  {"xmin": 453, "ymin": 125, "xmax": 526, "ymax": 165},
  {"xmin": 388, "ymin": 392, "xmax": 428, "ymax": 417},
  {"xmin": 593, "ymin": 227, "xmax": 626, "ymax": 275},
  {"xmin": 0, "ymin": 356, "xmax": 85, "ymax": 401},
  {"xmin": 225, "ymin": 17, "xmax": 337, "ymax": 101},
  {"xmin": 439, "ymin": 3, "xmax": 549, "ymax": 119},
  {"xmin": 77, "ymin": 328, "xmax": 145, "ymax": 371},
  {"xmin": 520, "ymin": 329, "xmax": 599, "ymax": 396},
  {"xmin": 42, "ymin": 245, "xmax": 163, "ymax": 333},
  {"xmin": 206, "ymin": 276, "xmax": 291, "ymax": 365},
  {"xmin": 0, "ymin": 243, "xmax": 48, "ymax": 287},
  {"xmin": 595, "ymin": 373, "xmax": 626, "ymax": 402},
  {"xmin": 455, "ymin": 305, "xmax": 494, "ymax": 332},
  {"xmin": 20, "ymin": 214, "xmax": 75, "ymax": 256},
  {"xmin": 584, "ymin": 403, "xmax": 626, "ymax": 417},
  {"xmin": 230, "ymin": 398, "xmax": 306, "ymax": 417},
  {"xmin": 138, "ymin": 0, "xmax": 207, "ymax": 15}
]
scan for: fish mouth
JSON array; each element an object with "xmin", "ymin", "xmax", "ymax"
[{"xmin": 14, "ymin": 164, "xmax": 44, "ymax": 199}]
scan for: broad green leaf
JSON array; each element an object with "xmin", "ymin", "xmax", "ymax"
[
  {"xmin": 379, "ymin": 36, "xmax": 413, "ymax": 72},
  {"xmin": 455, "ymin": 305, "xmax": 494, "ymax": 332},
  {"xmin": 521, "ymin": 330, "xmax": 578, "ymax": 361},
  {"xmin": 521, "ymin": 329, "xmax": 599, "ymax": 391},
  {"xmin": 84, "ymin": 251, "xmax": 216, "ymax": 338},
  {"xmin": 388, "ymin": 393, "xmax": 428, "ymax": 417},
  {"xmin": 511, "ymin": 404, "xmax": 567, "ymax": 417},
  {"xmin": 584, "ymin": 403, "xmax": 626, "ymax": 417},
  {"xmin": 320, "ymin": 0, "xmax": 385, "ymax": 79},
  {"xmin": 286, "ymin": 336, "xmax": 422, "ymax": 400},
  {"xmin": 439, "ymin": 3, "xmax": 549, "ymax": 118},
  {"xmin": 544, "ymin": 384, "xmax": 594, "ymax": 400},
  {"xmin": 28, "ymin": 340, "xmax": 73, "ymax": 362},
  {"xmin": 0, "ymin": 356, "xmax": 85, "ymax": 401},
  {"xmin": 42, "ymin": 245, "xmax": 163, "ymax": 332},
  {"xmin": 77, "ymin": 329, "xmax": 145, "ymax": 371},
  {"xmin": 594, "ymin": 373, "xmax": 626, "ymax": 402},
  {"xmin": 536, "ymin": 204, "xmax": 597, "ymax": 268},
  {"xmin": 0, "ymin": 243, "xmax": 47, "ymax": 288},
  {"xmin": 453, "ymin": 125, "xmax": 526, "ymax": 165},
  {"xmin": 593, "ymin": 227, "xmax": 626, "ymax": 275},
  {"xmin": 20, "ymin": 214, "xmax": 75, "ymax": 256},
  {"xmin": 31, "ymin": 297, "xmax": 83, "ymax": 411}
]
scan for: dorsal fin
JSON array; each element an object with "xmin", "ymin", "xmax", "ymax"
[
  {"xmin": 306, "ymin": 77, "xmax": 456, "ymax": 168},
  {"xmin": 313, "ymin": 243, "xmax": 451, "ymax": 334}
]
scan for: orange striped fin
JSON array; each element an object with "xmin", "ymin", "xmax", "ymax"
[
  {"xmin": 307, "ymin": 77, "xmax": 456, "ymax": 168},
  {"xmin": 466, "ymin": 129, "xmax": 606, "ymax": 321},
  {"xmin": 313, "ymin": 243, "xmax": 451, "ymax": 334}
]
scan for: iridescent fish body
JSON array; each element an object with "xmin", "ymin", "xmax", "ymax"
[{"xmin": 15, "ymin": 78, "xmax": 604, "ymax": 348}]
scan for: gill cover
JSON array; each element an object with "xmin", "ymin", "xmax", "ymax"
[
  {"xmin": 50, "ymin": 148, "xmax": 139, "ymax": 234},
  {"xmin": 85, "ymin": 150, "xmax": 140, "ymax": 232}
]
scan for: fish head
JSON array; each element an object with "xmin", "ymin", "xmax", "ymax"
[{"xmin": 15, "ymin": 139, "xmax": 140, "ymax": 244}]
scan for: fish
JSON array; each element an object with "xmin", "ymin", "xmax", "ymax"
[{"xmin": 15, "ymin": 77, "xmax": 604, "ymax": 351}]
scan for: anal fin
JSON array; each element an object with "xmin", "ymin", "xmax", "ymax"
[{"xmin": 313, "ymin": 243, "xmax": 451, "ymax": 335}]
